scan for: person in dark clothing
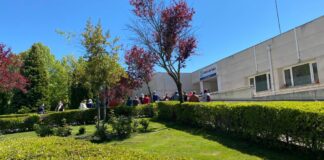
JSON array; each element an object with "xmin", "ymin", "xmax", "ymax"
[
  {"xmin": 38, "ymin": 104, "xmax": 45, "ymax": 114},
  {"xmin": 126, "ymin": 97, "xmax": 133, "ymax": 106},
  {"xmin": 133, "ymin": 96, "xmax": 139, "ymax": 106},
  {"xmin": 183, "ymin": 92, "xmax": 188, "ymax": 102},
  {"xmin": 152, "ymin": 91, "xmax": 160, "ymax": 102}
]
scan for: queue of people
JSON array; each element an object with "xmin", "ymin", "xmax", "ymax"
[{"xmin": 126, "ymin": 89, "xmax": 212, "ymax": 106}]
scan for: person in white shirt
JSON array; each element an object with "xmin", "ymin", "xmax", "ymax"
[{"xmin": 79, "ymin": 100, "xmax": 88, "ymax": 110}]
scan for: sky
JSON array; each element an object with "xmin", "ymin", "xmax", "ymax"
[{"xmin": 1, "ymin": 0, "xmax": 324, "ymax": 72}]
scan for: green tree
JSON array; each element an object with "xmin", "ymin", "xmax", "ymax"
[
  {"xmin": 81, "ymin": 20, "xmax": 126, "ymax": 124},
  {"xmin": 67, "ymin": 56, "xmax": 92, "ymax": 108},
  {"xmin": 19, "ymin": 43, "xmax": 50, "ymax": 110}
]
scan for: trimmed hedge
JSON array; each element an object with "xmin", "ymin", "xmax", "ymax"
[
  {"xmin": 0, "ymin": 137, "xmax": 185, "ymax": 160},
  {"xmin": 0, "ymin": 105, "xmax": 156, "ymax": 134},
  {"xmin": 0, "ymin": 109, "xmax": 96, "ymax": 134},
  {"xmin": 157, "ymin": 101, "xmax": 324, "ymax": 152}
]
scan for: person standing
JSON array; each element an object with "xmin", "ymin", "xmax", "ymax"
[
  {"xmin": 202, "ymin": 89, "xmax": 211, "ymax": 102},
  {"xmin": 152, "ymin": 91, "xmax": 160, "ymax": 102},
  {"xmin": 183, "ymin": 92, "xmax": 188, "ymax": 102},
  {"xmin": 79, "ymin": 100, "xmax": 88, "ymax": 110},
  {"xmin": 56, "ymin": 101, "xmax": 64, "ymax": 111},
  {"xmin": 38, "ymin": 104, "xmax": 45, "ymax": 114},
  {"xmin": 139, "ymin": 93, "xmax": 145, "ymax": 104},
  {"xmin": 87, "ymin": 99, "xmax": 94, "ymax": 108},
  {"xmin": 143, "ymin": 95, "xmax": 150, "ymax": 104},
  {"xmin": 133, "ymin": 96, "xmax": 140, "ymax": 106}
]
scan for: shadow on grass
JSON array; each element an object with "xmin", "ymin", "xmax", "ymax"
[{"xmin": 153, "ymin": 119, "xmax": 321, "ymax": 160}]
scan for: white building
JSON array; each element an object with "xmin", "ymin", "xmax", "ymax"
[{"xmin": 134, "ymin": 16, "xmax": 324, "ymax": 100}]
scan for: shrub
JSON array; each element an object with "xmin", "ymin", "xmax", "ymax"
[
  {"xmin": 53, "ymin": 126, "xmax": 72, "ymax": 137},
  {"xmin": 77, "ymin": 126, "xmax": 86, "ymax": 135},
  {"xmin": 157, "ymin": 101, "xmax": 324, "ymax": 152},
  {"xmin": 52, "ymin": 118, "xmax": 72, "ymax": 137},
  {"xmin": 132, "ymin": 119, "xmax": 139, "ymax": 132},
  {"xmin": 0, "ymin": 137, "xmax": 181, "ymax": 159},
  {"xmin": 92, "ymin": 123, "xmax": 109, "ymax": 142},
  {"xmin": 34, "ymin": 124, "xmax": 54, "ymax": 137},
  {"xmin": 111, "ymin": 115, "xmax": 133, "ymax": 138},
  {"xmin": 42, "ymin": 109, "xmax": 97, "ymax": 125},
  {"xmin": 23, "ymin": 114, "xmax": 40, "ymax": 130},
  {"xmin": 139, "ymin": 119, "xmax": 150, "ymax": 132},
  {"xmin": 17, "ymin": 106, "xmax": 31, "ymax": 114}
]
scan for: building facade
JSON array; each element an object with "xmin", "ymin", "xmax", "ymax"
[{"xmin": 134, "ymin": 16, "xmax": 324, "ymax": 100}]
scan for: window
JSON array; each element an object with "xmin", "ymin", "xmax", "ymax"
[
  {"xmin": 284, "ymin": 69, "xmax": 292, "ymax": 87},
  {"xmin": 312, "ymin": 63, "xmax": 319, "ymax": 83},
  {"xmin": 283, "ymin": 62, "xmax": 320, "ymax": 88},
  {"xmin": 292, "ymin": 64, "xmax": 311, "ymax": 86},
  {"xmin": 268, "ymin": 74, "xmax": 272, "ymax": 89},
  {"xmin": 255, "ymin": 74, "xmax": 268, "ymax": 92},
  {"xmin": 249, "ymin": 78, "xmax": 255, "ymax": 87}
]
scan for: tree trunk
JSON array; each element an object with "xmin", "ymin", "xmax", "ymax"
[
  {"xmin": 145, "ymin": 81, "xmax": 152, "ymax": 100},
  {"xmin": 96, "ymin": 95, "xmax": 100, "ymax": 128},
  {"xmin": 176, "ymin": 81, "xmax": 183, "ymax": 103}
]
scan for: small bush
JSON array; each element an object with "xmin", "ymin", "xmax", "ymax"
[
  {"xmin": 77, "ymin": 127, "xmax": 86, "ymax": 135},
  {"xmin": 132, "ymin": 120, "xmax": 139, "ymax": 132},
  {"xmin": 53, "ymin": 126, "xmax": 72, "ymax": 137},
  {"xmin": 17, "ymin": 106, "xmax": 31, "ymax": 114},
  {"xmin": 111, "ymin": 116, "xmax": 133, "ymax": 138},
  {"xmin": 34, "ymin": 124, "xmax": 54, "ymax": 137},
  {"xmin": 53, "ymin": 118, "xmax": 72, "ymax": 137},
  {"xmin": 139, "ymin": 119, "xmax": 150, "ymax": 132},
  {"xmin": 23, "ymin": 114, "xmax": 40, "ymax": 130},
  {"xmin": 92, "ymin": 123, "xmax": 109, "ymax": 142}
]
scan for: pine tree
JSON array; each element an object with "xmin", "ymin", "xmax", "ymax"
[{"xmin": 21, "ymin": 43, "xmax": 50, "ymax": 110}]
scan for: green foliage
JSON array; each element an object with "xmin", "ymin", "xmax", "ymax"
[
  {"xmin": 21, "ymin": 43, "xmax": 51, "ymax": 110},
  {"xmin": 110, "ymin": 115, "xmax": 133, "ymax": 138},
  {"xmin": 0, "ymin": 137, "xmax": 179, "ymax": 159},
  {"xmin": 0, "ymin": 109, "xmax": 96, "ymax": 134},
  {"xmin": 42, "ymin": 109, "xmax": 97, "ymax": 125},
  {"xmin": 17, "ymin": 106, "xmax": 31, "ymax": 114},
  {"xmin": 93, "ymin": 123, "xmax": 109, "ymax": 142},
  {"xmin": 33, "ymin": 124, "xmax": 54, "ymax": 137},
  {"xmin": 157, "ymin": 101, "xmax": 324, "ymax": 152},
  {"xmin": 139, "ymin": 119, "xmax": 150, "ymax": 132},
  {"xmin": 23, "ymin": 114, "xmax": 40, "ymax": 130},
  {"xmin": 81, "ymin": 20, "xmax": 125, "ymax": 96},
  {"xmin": 77, "ymin": 126, "xmax": 86, "ymax": 135}
]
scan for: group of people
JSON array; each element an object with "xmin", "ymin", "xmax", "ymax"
[
  {"xmin": 79, "ymin": 99, "xmax": 94, "ymax": 110},
  {"xmin": 126, "ymin": 89, "xmax": 211, "ymax": 106}
]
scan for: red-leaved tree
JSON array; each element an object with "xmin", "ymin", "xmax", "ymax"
[
  {"xmin": 125, "ymin": 46, "xmax": 156, "ymax": 98},
  {"xmin": 0, "ymin": 44, "xmax": 28, "ymax": 93},
  {"xmin": 129, "ymin": 0, "xmax": 197, "ymax": 102}
]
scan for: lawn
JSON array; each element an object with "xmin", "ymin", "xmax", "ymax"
[{"xmin": 0, "ymin": 119, "xmax": 312, "ymax": 160}]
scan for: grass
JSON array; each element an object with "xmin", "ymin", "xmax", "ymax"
[{"xmin": 0, "ymin": 119, "xmax": 313, "ymax": 160}]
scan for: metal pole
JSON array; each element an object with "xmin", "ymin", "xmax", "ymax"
[{"xmin": 275, "ymin": 0, "xmax": 282, "ymax": 34}]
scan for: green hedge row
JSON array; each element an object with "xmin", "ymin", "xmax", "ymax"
[
  {"xmin": 157, "ymin": 101, "xmax": 324, "ymax": 151},
  {"xmin": 0, "ymin": 109, "xmax": 96, "ymax": 134},
  {"xmin": 0, "ymin": 104, "xmax": 156, "ymax": 134}
]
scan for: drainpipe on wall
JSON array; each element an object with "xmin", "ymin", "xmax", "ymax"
[
  {"xmin": 253, "ymin": 46, "xmax": 258, "ymax": 73},
  {"xmin": 267, "ymin": 45, "xmax": 275, "ymax": 93},
  {"xmin": 294, "ymin": 28, "xmax": 301, "ymax": 62}
]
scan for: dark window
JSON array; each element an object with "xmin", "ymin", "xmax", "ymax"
[
  {"xmin": 255, "ymin": 74, "xmax": 268, "ymax": 92},
  {"xmin": 284, "ymin": 69, "xmax": 292, "ymax": 87},
  {"xmin": 312, "ymin": 63, "xmax": 319, "ymax": 83},
  {"xmin": 268, "ymin": 74, "xmax": 272, "ymax": 89},
  {"xmin": 292, "ymin": 64, "xmax": 311, "ymax": 86},
  {"xmin": 249, "ymin": 78, "xmax": 255, "ymax": 87}
]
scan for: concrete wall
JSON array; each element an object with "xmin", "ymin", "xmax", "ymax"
[
  {"xmin": 132, "ymin": 72, "xmax": 193, "ymax": 98},
  {"xmin": 133, "ymin": 16, "xmax": 324, "ymax": 100}
]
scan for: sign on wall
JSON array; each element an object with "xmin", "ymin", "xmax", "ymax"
[{"xmin": 200, "ymin": 65, "xmax": 217, "ymax": 80}]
